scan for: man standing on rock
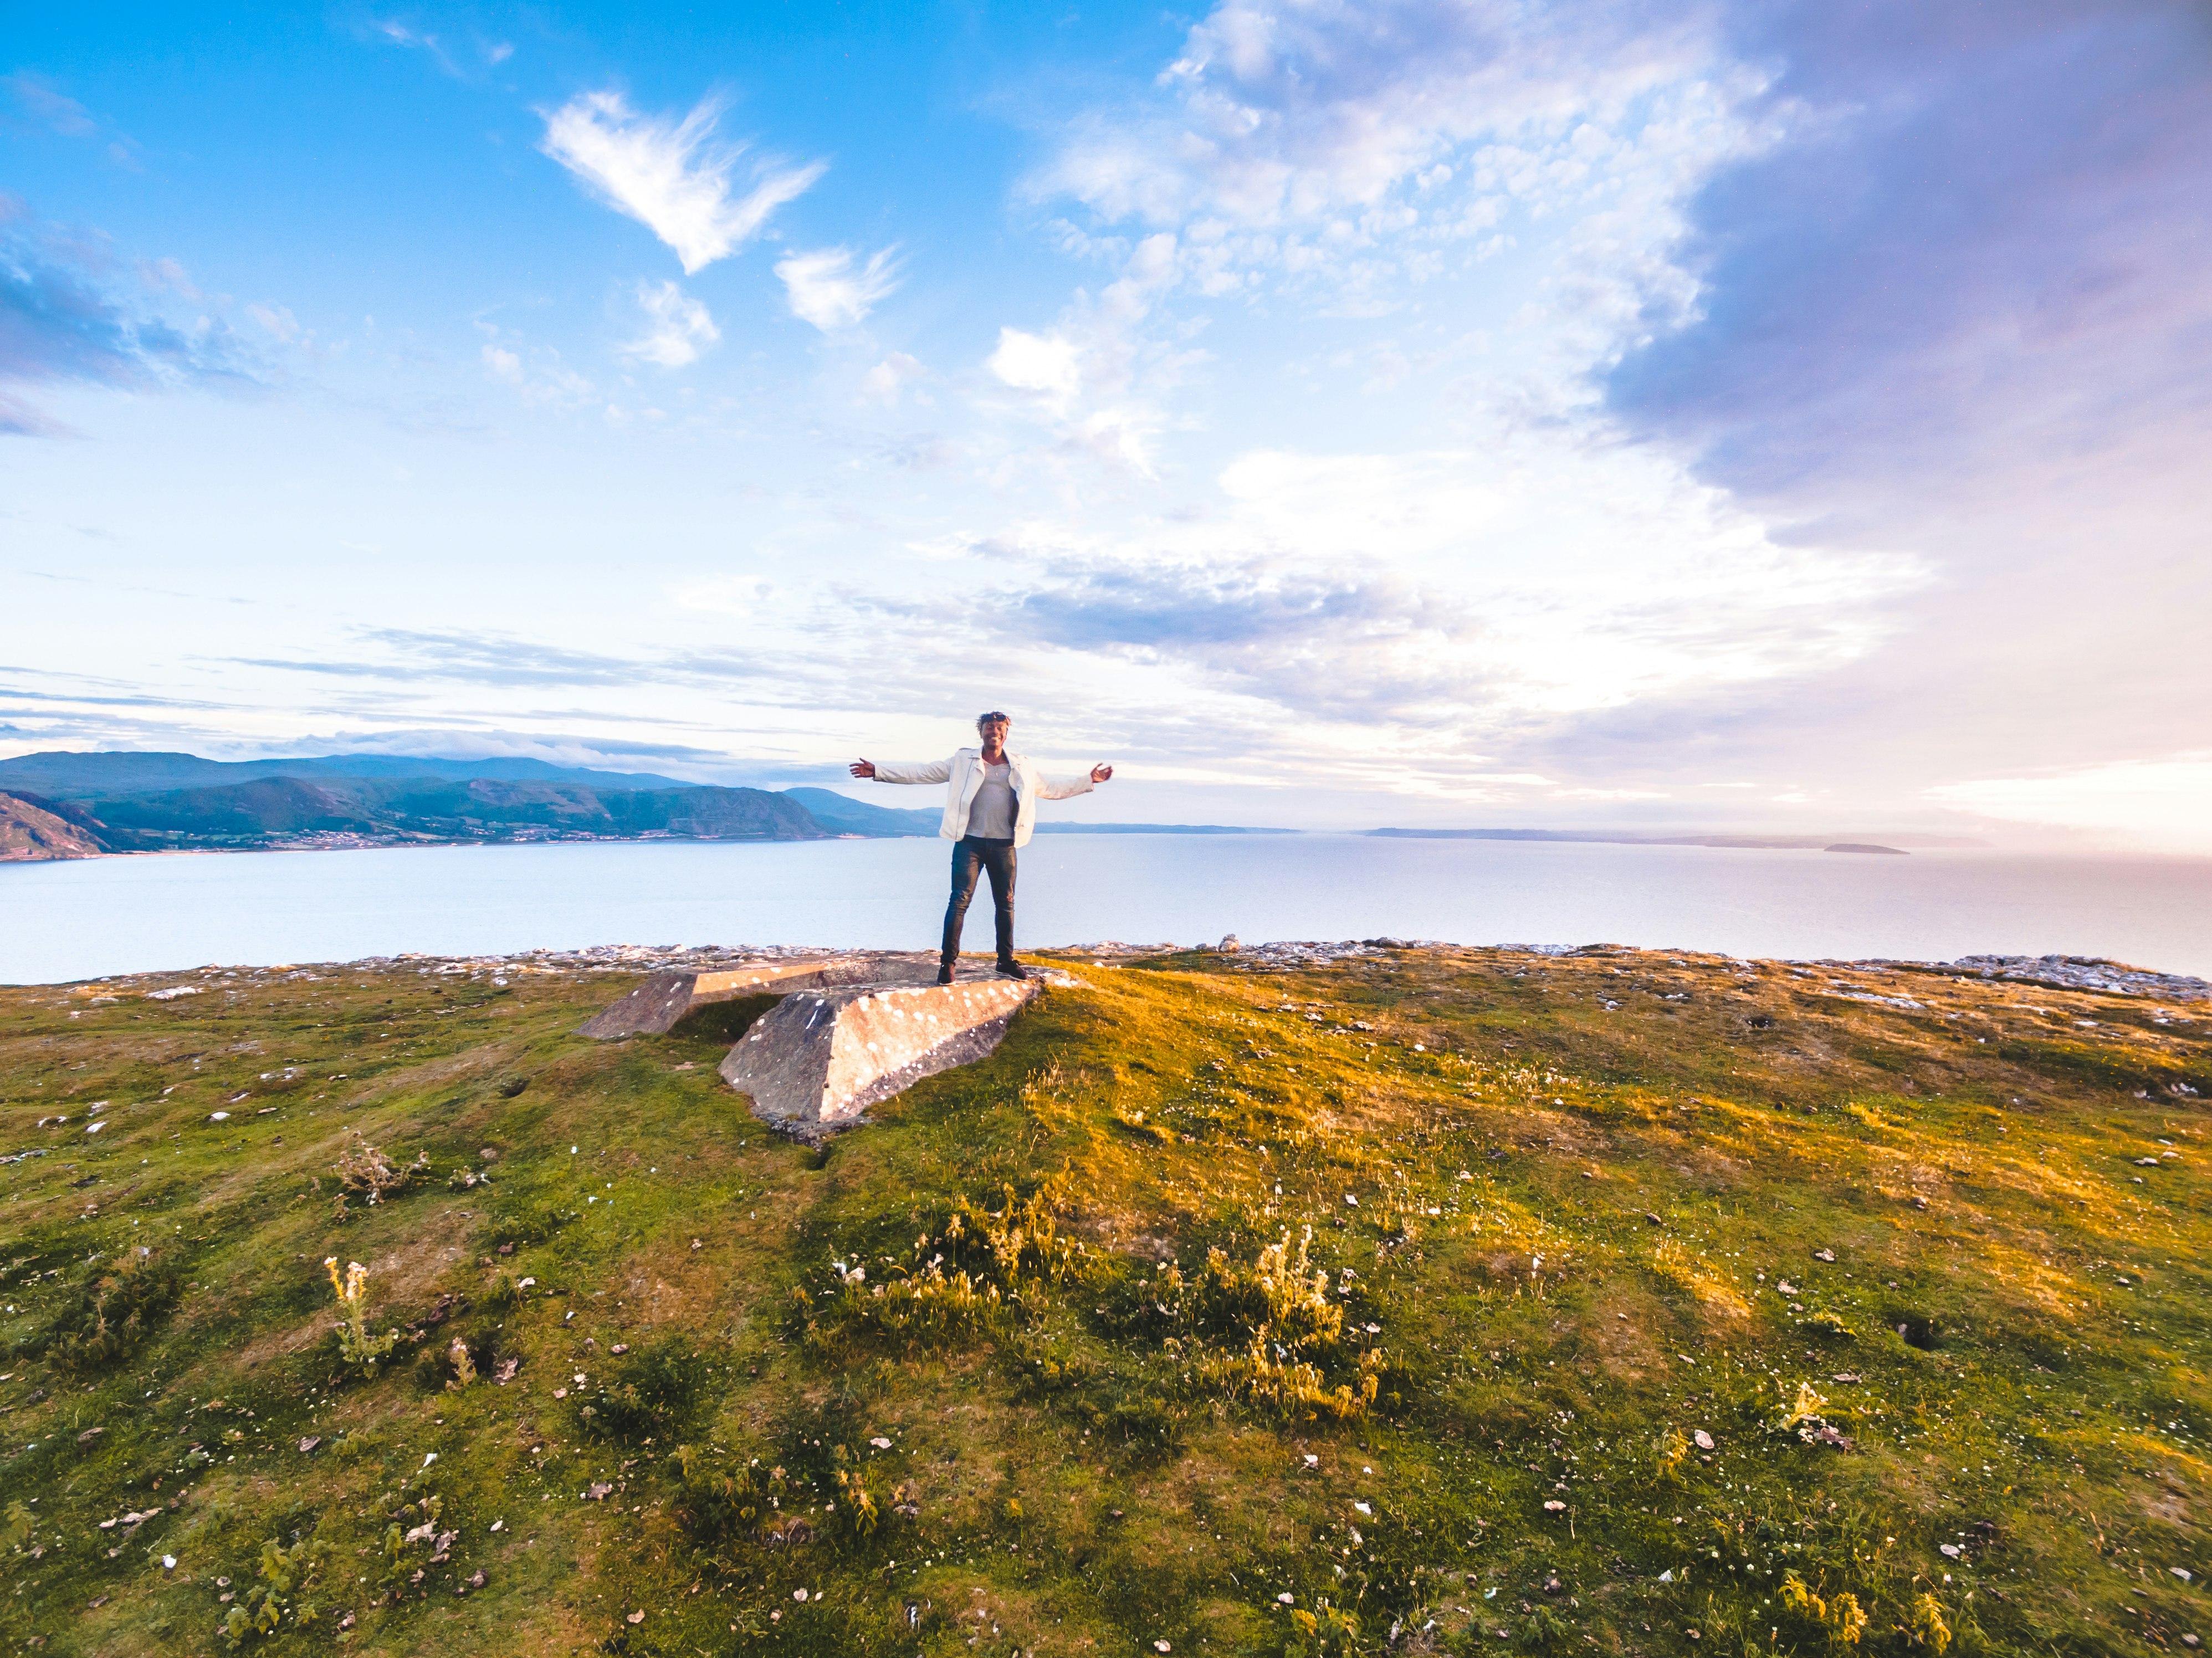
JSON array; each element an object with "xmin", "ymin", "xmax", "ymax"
[{"xmin": 851, "ymin": 712, "xmax": 1113, "ymax": 984}]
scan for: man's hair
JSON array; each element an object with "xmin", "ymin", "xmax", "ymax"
[{"xmin": 975, "ymin": 710, "xmax": 1011, "ymax": 731}]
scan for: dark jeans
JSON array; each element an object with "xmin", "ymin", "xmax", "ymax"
[{"xmin": 943, "ymin": 835, "xmax": 1017, "ymax": 967}]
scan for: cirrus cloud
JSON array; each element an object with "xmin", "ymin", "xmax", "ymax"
[
  {"xmin": 620, "ymin": 279, "xmax": 719, "ymax": 367},
  {"xmin": 775, "ymin": 245, "xmax": 900, "ymax": 332},
  {"xmin": 538, "ymin": 89, "xmax": 825, "ymax": 273}
]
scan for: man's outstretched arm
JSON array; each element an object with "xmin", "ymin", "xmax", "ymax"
[
  {"xmin": 852, "ymin": 757, "xmax": 954, "ymax": 784},
  {"xmin": 1035, "ymin": 763, "xmax": 1113, "ymax": 800}
]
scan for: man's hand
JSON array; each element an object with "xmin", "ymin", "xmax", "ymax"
[
  {"xmin": 1090, "ymin": 763, "xmax": 1114, "ymax": 784},
  {"xmin": 849, "ymin": 759, "xmax": 877, "ymax": 779}
]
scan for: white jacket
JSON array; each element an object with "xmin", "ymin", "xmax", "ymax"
[{"xmin": 873, "ymin": 748, "xmax": 1094, "ymax": 847}]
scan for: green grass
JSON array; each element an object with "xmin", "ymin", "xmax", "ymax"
[{"xmin": 1, "ymin": 945, "xmax": 2208, "ymax": 1655}]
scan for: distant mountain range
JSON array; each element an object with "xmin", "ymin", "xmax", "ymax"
[
  {"xmin": 0, "ymin": 751, "xmax": 1299, "ymax": 859},
  {"xmin": 0, "ymin": 749, "xmax": 695, "ymax": 797},
  {"xmin": 0, "ymin": 750, "xmax": 1988, "ymax": 862}
]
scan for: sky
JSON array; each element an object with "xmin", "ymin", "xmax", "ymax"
[{"xmin": 4, "ymin": 0, "xmax": 2209, "ymax": 846}]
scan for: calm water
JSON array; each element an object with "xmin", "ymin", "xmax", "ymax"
[{"xmin": 3, "ymin": 836, "xmax": 2210, "ymax": 984}]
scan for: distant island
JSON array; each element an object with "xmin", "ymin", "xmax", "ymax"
[{"xmin": 0, "ymin": 750, "xmax": 1299, "ymax": 861}]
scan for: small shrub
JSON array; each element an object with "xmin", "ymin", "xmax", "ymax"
[
  {"xmin": 1781, "ymin": 1574, "xmax": 1869, "ymax": 1647},
  {"xmin": 221, "ymin": 1535, "xmax": 330, "ymax": 1644},
  {"xmin": 1515, "ymin": 1606, "xmax": 1569, "ymax": 1652},
  {"xmin": 1286, "ymin": 1601, "xmax": 1364, "ymax": 1657},
  {"xmin": 25, "ymin": 1246, "xmax": 183, "ymax": 1372},
  {"xmin": 834, "ymin": 1467, "xmax": 878, "ymax": 1537},
  {"xmin": 575, "ymin": 1337, "xmax": 711, "ymax": 1442},
  {"xmin": 332, "ymin": 1138, "xmax": 431, "ymax": 1205},
  {"xmin": 374, "ymin": 1496, "xmax": 452, "ymax": 1596},
  {"xmin": 677, "ymin": 1455, "xmax": 770, "ymax": 1546},
  {"xmin": 1906, "ymin": 1592, "xmax": 1952, "ymax": 1653}
]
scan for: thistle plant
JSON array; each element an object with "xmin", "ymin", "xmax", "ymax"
[{"xmin": 324, "ymin": 1257, "xmax": 400, "ymax": 1375}]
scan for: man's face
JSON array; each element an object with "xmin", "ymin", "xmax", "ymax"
[{"xmin": 978, "ymin": 719, "xmax": 1010, "ymax": 750}]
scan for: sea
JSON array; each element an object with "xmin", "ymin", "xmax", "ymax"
[{"xmin": 4, "ymin": 835, "xmax": 2210, "ymax": 986}]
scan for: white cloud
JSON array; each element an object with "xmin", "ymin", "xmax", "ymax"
[
  {"xmin": 137, "ymin": 257, "xmax": 202, "ymax": 301},
  {"xmin": 480, "ymin": 341, "xmax": 594, "ymax": 406},
  {"xmin": 861, "ymin": 351, "xmax": 926, "ymax": 403},
  {"xmin": 1926, "ymin": 754, "xmax": 2212, "ymax": 852},
  {"xmin": 1074, "ymin": 432, "xmax": 1906, "ymax": 725},
  {"xmin": 620, "ymin": 280, "xmax": 720, "ymax": 367},
  {"xmin": 247, "ymin": 303, "xmax": 302, "ymax": 344},
  {"xmin": 538, "ymin": 90, "xmax": 824, "ymax": 274},
  {"xmin": 775, "ymin": 245, "xmax": 901, "ymax": 332},
  {"xmin": 987, "ymin": 327, "xmax": 1084, "ymax": 411}
]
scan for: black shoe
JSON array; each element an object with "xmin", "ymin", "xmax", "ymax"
[
  {"xmin": 996, "ymin": 960, "xmax": 1030, "ymax": 980},
  {"xmin": 936, "ymin": 964, "xmax": 956, "ymax": 986}
]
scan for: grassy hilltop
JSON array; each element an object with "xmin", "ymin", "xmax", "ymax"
[{"xmin": 1, "ymin": 945, "xmax": 2208, "ymax": 1657}]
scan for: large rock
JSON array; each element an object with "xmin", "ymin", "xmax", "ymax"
[
  {"xmin": 719, "ymin": 978, "xmax": 1043, "ymax": 1142},
  {"xmin": 576, "ymin": 953, "xmax": 939, "ymax": 1038}
]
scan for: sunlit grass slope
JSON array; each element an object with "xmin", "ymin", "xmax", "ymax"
[{"xmin": 2, "ymin": 944, "xmax": 2208, "ymax": 1656}]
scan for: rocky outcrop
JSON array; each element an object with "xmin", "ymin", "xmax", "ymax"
[
  {"xmin": 0, "ymin": 792, "xmax": 108, "ymax": 861},
  {"xmin": 1946, "ymin": 954, "xmax": 2210, "ymax": 1001},
  {"xmin": 576, "ymin": 953, "xmax": 941, "ymax": 1038},
  {"xmin": 575, "ymin": 951, "xmax": 1079, "ymax": 1138},
  {"xmin": 718, "ymin": 978, "xmax": 1045, "ymax": 1142}
]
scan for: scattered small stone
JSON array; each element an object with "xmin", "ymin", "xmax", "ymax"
[
  {"xmin": 1940, "ymin": 1544, "xmax": 1962, "ymax": 1558},
  {"xmin": 1813, "ymin": 1248, "xmax": 1836, "ymax": 1262},
  {"xmin": 610, "ymin": 1343, "xmax": 629, "ymax": 1355},
  {"xmin": 298, "ymin": 1436, "xmax": 321, "ymax": 1453},
  {"xmin": 870, "ymin": 1436, "xmax": 893, "ymax": 1450},
  {"xmin": 587, "ymin": 1483, "xmax": 613, "ymax": 1501},
  {"xmin": 1831, "ymin": 1373, "xmax": 1861, "ymax": 1384},
  {"xmin": 627, "ymin": 1610, "xmax": 645, "ymax": 1624},
  {"xmin": 1693, "ymin": 1430, "xmax": 1714, "ymax": 1451},
  {"xmin": 1645, "ymin": 1212, "xmax": 1663, "ymax": 1225},
  {"xmin": 1543, "ymin": 1500, "xmax": 1566, "ymax": 1512},
  {"xmin": 2174, "ymin": 1567, "xmax": 2194, "ymax": 1583}
]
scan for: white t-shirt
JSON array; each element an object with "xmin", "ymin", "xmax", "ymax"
[{"xmin": 968, "ymin": 761, "xmax": 1016, "ymax": 838}]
